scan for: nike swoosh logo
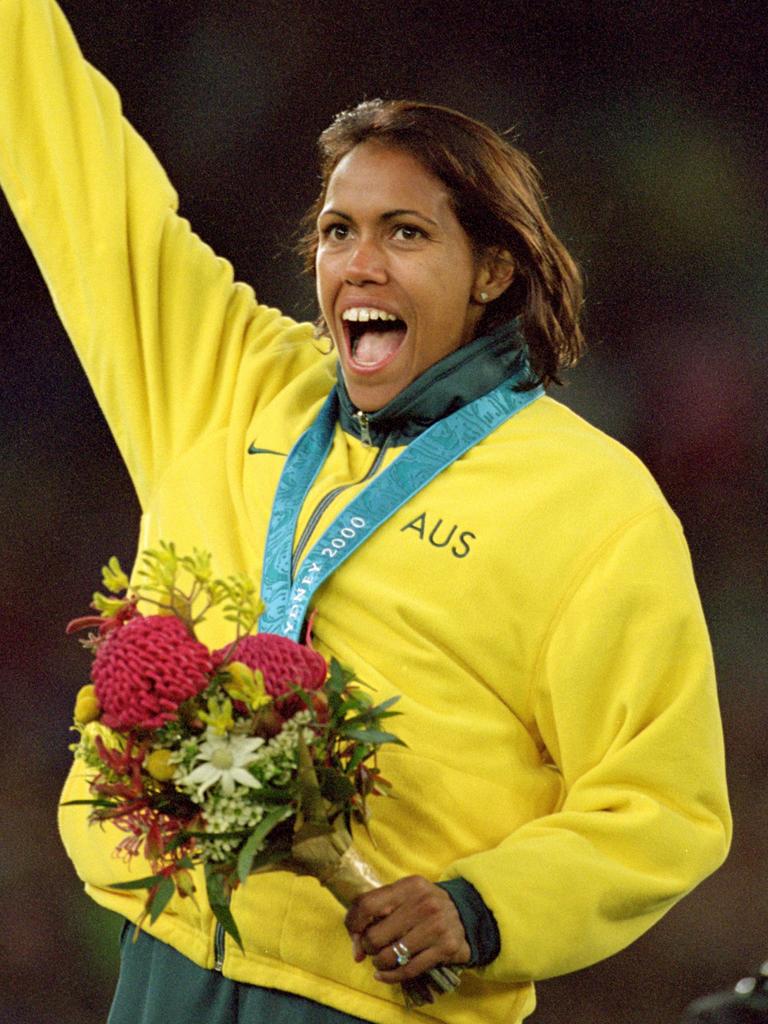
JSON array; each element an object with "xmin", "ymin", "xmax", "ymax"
[{"xmin": 248, "ymin": 444, "xmax": 287, "ymax": 456}]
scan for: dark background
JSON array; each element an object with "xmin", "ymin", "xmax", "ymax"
[{"xmin": 1, "ymin": 2, "xmax": 766, "ymax": 1022}]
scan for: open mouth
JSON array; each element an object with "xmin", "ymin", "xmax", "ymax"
[{"xmin": 342, "ymin": 308, "xmax": 407, "ymax": 370}]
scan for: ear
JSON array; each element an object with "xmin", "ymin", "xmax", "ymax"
[{"xmin": 472, "ymin": 248, "xmax": 515, "ymax": 305}]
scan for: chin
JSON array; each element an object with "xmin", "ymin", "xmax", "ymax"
[{"xmin": 343, "ymin": 373, "xmax": 402, "ymax": 412}]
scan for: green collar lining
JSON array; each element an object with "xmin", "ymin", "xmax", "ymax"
[{"xmin": 335, "ymin": 319, "xmax": 531, "ymax": 447}]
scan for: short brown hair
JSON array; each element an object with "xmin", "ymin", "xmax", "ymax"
[{"xmin": 299, "ymin": 99, "xmax": 585, "ymax": 388}]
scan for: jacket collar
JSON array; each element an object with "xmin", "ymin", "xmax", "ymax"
[{"xmin": 335, "ymin": 319, "xmax": 531, "ymax": 447}]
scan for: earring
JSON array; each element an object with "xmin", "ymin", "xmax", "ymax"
[{"xmin": 479, "ymin": 291, "xmax": 489, "ymax": 303}]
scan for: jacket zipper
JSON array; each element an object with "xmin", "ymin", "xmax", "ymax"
[
  {"xmin": 355, "ymin": 410, "xmax": 373, "ymax": 446},
  {"xmin": 290, "ymin": 434, "xmax": 391, "ymax": 580},
  {"xmin": 214, "ymin": 921, "xmax": 226, "ymax": 971}
]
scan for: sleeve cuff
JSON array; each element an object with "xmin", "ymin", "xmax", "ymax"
[{"xmin": 437, "ymin": 877, "xmax": 501, "ymax": 968}]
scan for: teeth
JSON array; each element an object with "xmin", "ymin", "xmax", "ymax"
[{"xmin": 341, "ymin": 307, "xmax": 399, "ymax": 323}]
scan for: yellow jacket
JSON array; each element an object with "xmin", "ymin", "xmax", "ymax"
[{"xmin": 0, "ymin": 3, "xmax": 731, "ymax": 1023}]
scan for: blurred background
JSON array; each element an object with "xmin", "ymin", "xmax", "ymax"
[{"xmin": 1, "ymin": 1, "xmax": 766, "ymax": 1021}]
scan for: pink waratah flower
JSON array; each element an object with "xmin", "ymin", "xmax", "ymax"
[
  {"xmin": 92, "ymin": 615, "xmax": 213, "ymax": 730},
  {"xmin": 218, "ymin": 634, "xmax": 327, "ymax": 697}
]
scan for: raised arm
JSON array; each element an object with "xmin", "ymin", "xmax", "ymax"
[{"xmin": 0, "ymin": 0, "xmax": 301, "ymax": 507}]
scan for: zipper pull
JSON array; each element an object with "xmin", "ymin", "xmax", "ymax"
[{"xmin": 355, "ymin": 410, "xmax": 372, "ymax": 446}]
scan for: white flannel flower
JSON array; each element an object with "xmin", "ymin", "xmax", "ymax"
[{"xmin": 177, "ymin": 728, "xmax": 264, "ymax": 799}]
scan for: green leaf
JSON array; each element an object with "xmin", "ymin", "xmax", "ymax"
[
  {"xmin": 285, "ymin": 685, "xmax": 314, "ymax": 712},
  {"xmin": 112, "ymin": 873, "xmax": 165, "ymax": 891},
  {"xmin": 252, "ymin": 783, "xmax": 298, "ymax": 804},
  {"xmin": 165, "ymin": 831, "xmax": 192, "ymax": 853},
  {"xmin": 59, "ymin": 798, "xmax": 117, "ymax": 808},
  {"xmin": 368, "ymin": 695, "xmax": 401, "ymax": 714},
  {"xmin": 184, "ymin": 828, "xmax": 250, "ymax": 841},
  {"xmin": 247, "ymin": 844, "xmax": 293, "ymax": 872},
  {"xmin": 326, "ymin": 659, "xmax": 350, "ymax": 695},
  {"xmin": 346, "ymin": 689, "xmax": 373, "ymax": 709},
  {"xmin": 205, "ymin": 865, "xmax": 243, "ymax": 951},
  {"xmin": 149, "ymin": 876, "xmax": 175, "ymax": 922},
  {"xmin": 296, "ymin": 733, "xmax": 329, "ymax": 829},
  {"xmin": 317, "ymin": 767, "xmax": 356, "ymax": 804},
  {"xmin": 327, "ymin": 690, "xmax": 343, "ymax": 720},
  {"xmin": 345, "ymin": 744, "xmax": 370, "ymax": 775},
  {"xmin": 341, "ymin": 707, "xmax": 401, "ymax": 728},
  {"xmin": 236, "ymin": 807, "xmax": 294, "ymax": 883},
  {"xmin": 209, "ymin": 899, "xmax": 243, "ymax": 953},
  {"xmin": 342, "ymin": 728, "xmax": 405, "ymax": 745},
  {"xmin": 333, "ymin": 696, "xmax": 369, "ymax": 721}
]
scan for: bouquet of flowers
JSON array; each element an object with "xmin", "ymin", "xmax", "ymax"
[{"xmin": 65, "ymin": 543, "xmax": 460, "ymax": 1007}]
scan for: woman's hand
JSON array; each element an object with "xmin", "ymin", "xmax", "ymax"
[{"xmin": 344, "ymin": 875, "xmax": 471, "ymax": 983}]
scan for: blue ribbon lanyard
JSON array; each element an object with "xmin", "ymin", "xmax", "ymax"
[{"xmin": 259, "ymin": 380, "xmax": 543, "ymax": 639}]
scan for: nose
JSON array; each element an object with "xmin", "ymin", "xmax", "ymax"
[{"xmin": 344, "ymin": 238, "xmax": 388, "ymax": 286}]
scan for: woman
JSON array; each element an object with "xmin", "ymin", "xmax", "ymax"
[{"xmin": 0, "ymin": 3, "xmax": 730, "ymax": 1023}]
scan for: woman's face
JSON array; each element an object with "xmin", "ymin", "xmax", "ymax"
[{"xmin": 315, "ymin": 143, "xmax": 486, "ymax": 412}]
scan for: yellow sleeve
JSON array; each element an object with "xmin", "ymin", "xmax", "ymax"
[
  {"xmin": 57, "ymin": 728, "xmax": 159, "ymax": 895},
  {"xmin": 0, "ymin": 0, "xmax": 300, "ymax": 508},
  {"xmin": 447, "ymin": 505, "xmax": 731, "ymax": 982}
]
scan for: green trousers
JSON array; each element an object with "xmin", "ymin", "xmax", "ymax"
[{"xmin": 107, "ymin": 925, "xmax": 372, "ymax": 1024}]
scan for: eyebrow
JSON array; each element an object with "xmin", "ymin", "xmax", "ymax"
[{"xmin": 319, "ymin": 207, "xmax": 439, "ymax": 227}]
